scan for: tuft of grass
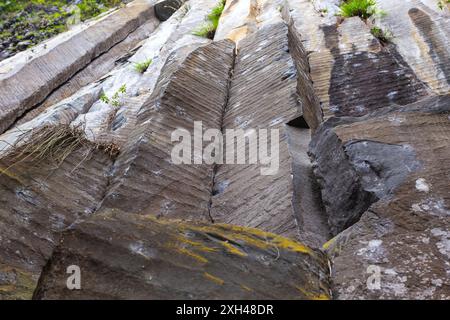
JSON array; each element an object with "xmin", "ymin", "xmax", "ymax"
[
  {"xmin": 193, "ymin": 0, "xmax": 226, "ymax": 39},
  {"xmin": 1, "ymin": 125, "xmax": 119, "ymax": 175},
  {"xmin": 207, "ymin": 0, "xmax": 226, "ymax": 30},
  {"xmin": 193, "ymin": 23, "xmax": 217, "ymax": 38},
  {"xmin": 339, "ymin": 0, "xmax": 377, "ymax": 19},
  {"xmin": 100, "ymin": 84, "xmax": 127, "ymax": 108},
  {"xmin": 438, "ymin": 0, "xmax": 450, "ymax": 10},
  {"xmin": 133, "ymin": 58, "xmax": 152, "ymax": 73},
  {"xmin": 370, "ymin": 26, "xmax": 393, "ymax": 43}
]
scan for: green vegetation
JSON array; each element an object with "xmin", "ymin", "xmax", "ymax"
[
  {"xmin": 370, "ymin": 26, "xmax": 393, "ymax": 43},
  {"xmin": 0, "ymin": 1, "xmax": 125, "ymax": 61},
  {"xmin": 100, "ymin": 84, "xmax": 127, "ymax": 108},
  {"xmin": 437, "ymin": 0, "xmax": 449, "ymax": 10},
  {"xmin": 77, "ymin": 0, "xmax": 123, "ymax": 21},
  {"xmin": 338, "ymin": 0, "xmax": 377, "ymax": 19},
  {"xmin": 193, "ymin": 24, "xmax": 217, "ymax": 38},
  {"xmin": 77, "ymin": 0, "xmax": 106, "ymax": 21},
  {"xmin": 193, "ymin": 0, "xmax": 226, "ymax": 39},
  {"xmin": 318, "ymin": 7, "xmax": 329, "ymax": 15},
  {"xmin": 133, "ymin": 58, "xmax": 153, "ymax": 73}
]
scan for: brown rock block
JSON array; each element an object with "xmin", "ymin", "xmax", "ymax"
[
  {"xmin": 376, "ymin": 0, "xmax": 450, "ymax": 94},
  {"xmin": 33, "ymin": 210, "xmax": 331, "ymax": 300},
  {"xmin": 309, "ymin": 94, "xmax": 450, "ymax": 299},
  {"xmin": 98, "ymin": 40, "xmax": 236, "ymax": 220},
  {"xmin": 210, "ymin": 23, "xmax": 322, "ymax": 240},
  {"xmin": 0, "ymin": 141, "xmax": 114, "ymax": 299}
]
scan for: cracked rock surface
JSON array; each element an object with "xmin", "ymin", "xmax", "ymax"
[{"xmin": 0, "ymin": 0, "xmax": 449, "ymax": 300}]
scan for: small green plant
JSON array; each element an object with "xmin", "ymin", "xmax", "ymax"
[
  {"xmin": 100, "ymin": 84, "xmax": 127, "ymax": 108},
  {"xmin": 133, "ymin": 58, "xmax": 152, "ymax": 73},
  {"xmin": 193, "ymin": 0, "xmax": 226, "ymax": 39},
  {"xmin": 193, "ymin": 23, "xmax": 217, "ymax": 38},
  {"xmin": 319, "ymin": 7, "xmax": 329, "ymax": 15},
  {"xmin": 77, "ymin": 0, "xmax": 106, "ymax": 21},
  {"xmin": 76, "ymin": 0, "xmax": 123, "ymax": 21},
  {"xmin": 370, "ymin": 26, "xmax": 393, "ymax": 43},
  {"xmin": 339, "ymin": 0, "xmax": 377, "ymax": 19},
  {"xmin": 438, "ymin": 0, "xmax": 449, "ymax": 10}
]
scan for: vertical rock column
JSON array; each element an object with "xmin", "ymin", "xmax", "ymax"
[
  {"xmin": 97, "ymin": 40, "xmax": 236, "ymax": 221},
  {"xmin": 210, "ymin": 23, "xmax": 324, "ymax": 240}
]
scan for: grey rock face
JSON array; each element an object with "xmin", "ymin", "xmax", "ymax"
[
  {"xmin": 0, "ymin": 0, "xmax": 157, "ymax": 135},
  {"xmin": 375, "ymin": 0, "xmax": 450, "ymax": 94},
  {"xmin": 210, "ymin": 23, "xmax": 304, "ymax": 239},
  {"xmin": 0, "ymin": 0, "xmax": 449, "ymax": 301},
  {"xmin": 0, "ymin": 145, "xmax": 114, "ymax": 299},
  {"xmin": 309, "ymin": 122, "xmax": 378, "ymax": 236}
]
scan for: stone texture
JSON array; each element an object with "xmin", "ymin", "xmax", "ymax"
[
  {"xmin": 214, "ymin": 0, "xmax": 286, "ymax": 44},
  {"xmin": 284, "ymin": 1, "xmax": 430, "ymax": 120},
  {"xmin": 0, "ymin": 0, "xmax": 449, "ymax": 301},
  {"xmin": 375, "ymin": 0, "xmax": 450, "ymax": 94},
  {"xmin": 16, "ymin": 20, "xmax": 159, "ymax": 126},
  {"xmin": 312, "ymin": 94, "xmax": 450, "ymax": 299},
  {"xmin": 33, "ymin": 210, "xmax": 331, "ymax": 300},
  {"xmin": 0, "ymin": 0, "xmax": 156, "ymax": 135},
  {"xmin": 210, "ymin": 22, "xmax": 322, "ymax": 239},
  {"xmin": 98, "ymin": 40, "xmax": 235, "ymax": 221},
  {"xmin": 0, "ymin": 142, "xmax": 114, "ymax": 299},
  {"xmin": 287, "ymin": 124, "xmax": 330, "ymax": 248}
]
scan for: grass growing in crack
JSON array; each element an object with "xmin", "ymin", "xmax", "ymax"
[
  {"xmin": 193, "ymin": 0, "xmax": 226, "ymax": 39},
  {"xmin": 0, "ymin": 125, "xmax": 119, "ymax": 176},
  {"xmin": 193, "ymin": 24, "xmax": 217, "ymax": 38},
  {"xmin": 370, "ymin": 26, "xmax": 393, "ymax": 44},
  {"xmin": 339, "ymin": 0, "xmax": 377, "ymax": 19},
  {"xmin": 100, "ymin": 84, "xmax": 127, "ymax": 108},
  {"xmin": 438, "ymin": 0, "xmax": 450, "ymax": 10},
  {"xmin": 133, "ymin": 58, "xmax": 152, "ymax": 73}
]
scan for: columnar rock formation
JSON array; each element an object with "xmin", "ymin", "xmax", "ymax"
[{"xmin": 0, "ymin": 0, "xmax": 448, "ymax": 300}]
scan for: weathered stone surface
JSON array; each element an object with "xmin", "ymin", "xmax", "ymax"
[
  {"xmin": 0, "ymin": 0, "xmax": 156, "ymax": 135},
  {"xmin": 0, "ymin": 0, "xmax": 448, "ymax": 301},
  {"xmin": 210, "ymin": 22, "xmax": 322, "ymax": 240},
  {"xmin": 9, "ymin": 0, "xmax": 212, "ymax": 154},
  {"xmin": 155, "ymin": 0, "xmax": 185, "ymax": 21},
  {"xmin": 0, "ymin": 141, "xmax": 114, "ymax": 299},
  {"xmin": 285, "ymin": 1, "xmax": 430, "ymax": 120},
  {"xmin": 0, "ymin": 85, "xmax": 103, "ymax": 158},
  {"xmin": 287, "ymin": 124, "xmax": 330, "ymax": 248},
  {"xmin": 311, "ymin": 94, "xmax": 450, "ymax": 299},
  {"xmin": 97, "ymin": 40, "xmax": 235, "ymax": 221},
  {"xmin": 17, "ymin": 20, "xmax": 159, "ymax": 126},
  {"xmin": 214, "ymin": 0, "xmax": 286, "ymax": 44},
  {"xmin": 375, "ymin": 0, "xmax": 450, "ymax": 94},
  {"xmin": 34, "ymin": 210, "xmax": 331, "ymax": 300}
]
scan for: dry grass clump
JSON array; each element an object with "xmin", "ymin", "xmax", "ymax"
[{"xmin": 1, "ymin": 125, "xmax": 119, "ymax": 174}]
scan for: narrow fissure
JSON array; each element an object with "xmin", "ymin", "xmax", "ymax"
[{"xmin": 206, "ymin": 44, "xmax": 237, "ymax": 224}]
